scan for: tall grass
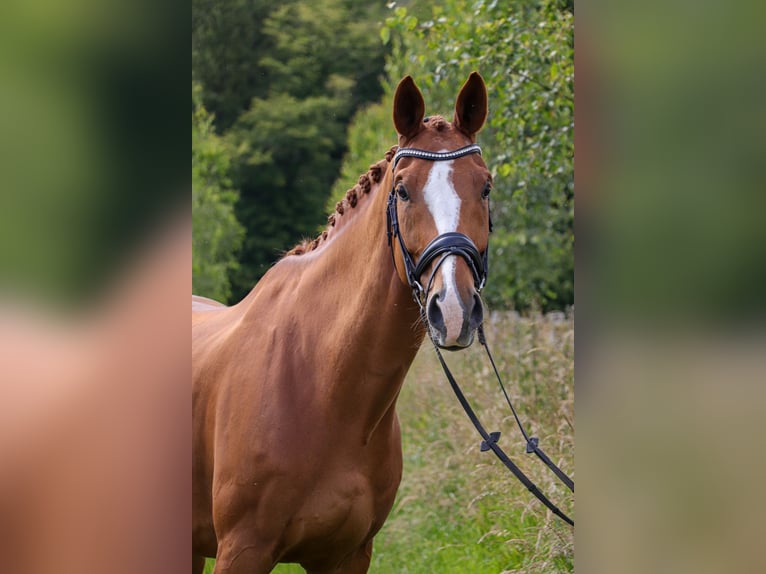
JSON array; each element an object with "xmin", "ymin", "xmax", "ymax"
[{"xmin": 205, "ymin": 312, "xmax": 574, "ymax": 573}]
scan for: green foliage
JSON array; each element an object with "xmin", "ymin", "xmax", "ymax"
[
  {"xmin": 227, "ymin": 92, "xmax": 350, "ymax": 292},
  {"xmin": 255, "ymin": 1, "xmax": 387, "ymax": 111},
  {"xmin": 327, "ymin": 100, "xmax": 393, "ymax": 211},
  {"xmin": 193, "ymin": 0, "xmax": 388, "ymax": 301},
  {"xmin": 336, "ymin": 0, "xmax": 573, "ymax": 311},
  {"xmin": 192, "ymin": 0, "xmax": 273, "ymax": 131},
  {"xmin": 192, "ymin": 83, "xmax": 244, "ymax": 303}
]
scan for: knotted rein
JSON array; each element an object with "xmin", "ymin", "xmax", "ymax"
[{"xmin": 386, "ymin": 144, "xmax": 575, "ymax": 527}]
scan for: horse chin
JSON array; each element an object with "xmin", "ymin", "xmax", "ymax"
[{"xmin": 430, "ymin": 326, "xmax": 476, "ymax": 351}]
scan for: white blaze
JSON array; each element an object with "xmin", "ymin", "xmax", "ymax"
[
  {"xmin": 422, "ymin": 156, "xmax": 464, "ymax": 342},
  {"xmin": 423, "ymin": 158, "xmax": 460, "ymax": 235}
]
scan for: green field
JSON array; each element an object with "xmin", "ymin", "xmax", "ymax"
[{"xmin": 203, "ymin": 312, "xmax": 574, "ymax": 573}]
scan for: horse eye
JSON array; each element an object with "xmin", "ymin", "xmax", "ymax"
[
  {"xmin": 482, "ymin": 182, "xmax": 491, "ymax": 199},
  {"xmin": 396, "ymin": 184, "xmax": 409, "ymax": 201}
]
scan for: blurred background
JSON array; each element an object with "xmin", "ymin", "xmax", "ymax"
[
  {"xmin": 0, "ymin": 1, "xmax": 187, "ymax": 573},
  {"xmin": 577, "ymin": 1, "xmax": 766, "ymax": 573},
  {"xmin": 0, "ymin": 0, "xmax": 186, "ymax": 307}
]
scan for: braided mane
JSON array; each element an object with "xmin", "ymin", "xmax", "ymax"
[{"xmin": 286, "ymin": 145, "xmax": 398, "ymax": 256}]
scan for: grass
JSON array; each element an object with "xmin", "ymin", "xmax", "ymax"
[{"xmin": 204, "ymin": 312, "xmax": 574, "ymax": 573}]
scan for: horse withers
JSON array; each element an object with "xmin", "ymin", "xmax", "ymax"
[{"xmin": 192, "ymin": 72, "xmax": 492, "ymax": 573}]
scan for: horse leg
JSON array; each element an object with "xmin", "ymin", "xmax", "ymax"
[
  {"xmin": 305, "ymin": 540, "xmax": 373, "ymax": 574},
  {"xmin": 192, "ymin": 554, "xmax": 206, "ymax": 574},
  {"xmin": 213, "ymin": 533, "xmax": 278, "ymax": 574}
]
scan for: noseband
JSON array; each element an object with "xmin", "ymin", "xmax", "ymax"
[{"xmin": 386, "ymin": 144, "xmax": 488, "ymax": 304}]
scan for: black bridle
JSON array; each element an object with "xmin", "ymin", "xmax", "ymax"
[
  {"xmin": 386, "ymin": 144, "xmax": 575, "ymax": 527},
  {"xmin": 386, "ymin": 144, "xmax": 488, "ymax": 303}
]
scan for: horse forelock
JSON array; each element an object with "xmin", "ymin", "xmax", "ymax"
[
  {"xmin": 424, "ymin": 115, "xmax": 449, "ymax": 132},
  {"xmin": 286, "ymin": 145, "xmax": 398, "ymax": 257}
]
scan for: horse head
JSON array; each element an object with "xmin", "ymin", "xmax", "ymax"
[{"xmin": 389, "ymin": 72, "xmax": 491, "ymax": 350}]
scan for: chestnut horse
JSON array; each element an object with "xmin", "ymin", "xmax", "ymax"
[{"xmin": 192, "ymin": 73, "xmax": 492, "ymax": 573}]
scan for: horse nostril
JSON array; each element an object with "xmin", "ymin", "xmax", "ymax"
[
  {"xmin": 427, "ymin": 294, "xmax": 445, "ymax": 332},
  {"xmin": 470, "ymin": 293, "xmax": 484, "ymax": 329}
]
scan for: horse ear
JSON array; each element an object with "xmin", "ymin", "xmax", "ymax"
[
  {"xmin": 453, "ymin": 72, "xmax": 488, "ymax": 139},
  {"xmin": 393, "ymin": 76, "xmax": 425, "ymax": 140}
]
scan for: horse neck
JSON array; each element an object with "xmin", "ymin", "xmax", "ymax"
[
  {"xmin": 314, "ymin": 165, "xmax": 423, "ymax": 365},
  {"xmin": 278, "ymin": 165, "xmax": 424, "ymax": 439}
]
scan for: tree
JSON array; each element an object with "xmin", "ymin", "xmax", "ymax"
[
  {"xmin": 192, "ymin": 83, "xmax": 244, "ymax": 302},
  {"xmin": 192, "ymin": 0, "xmax": 274, "ymax": 131},
  {"xmin": 192, "ymin": 0, "xmax": 389, "ymax": 301}
]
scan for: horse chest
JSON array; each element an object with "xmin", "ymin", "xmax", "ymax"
[{"xmin": 281, "ymin": 465, "xmax": 395, "ymax": 557}]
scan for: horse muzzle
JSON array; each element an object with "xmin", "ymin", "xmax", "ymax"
[{"xmin": 426, "ymin": 285, "xmax": 484, "ymax": 350}]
